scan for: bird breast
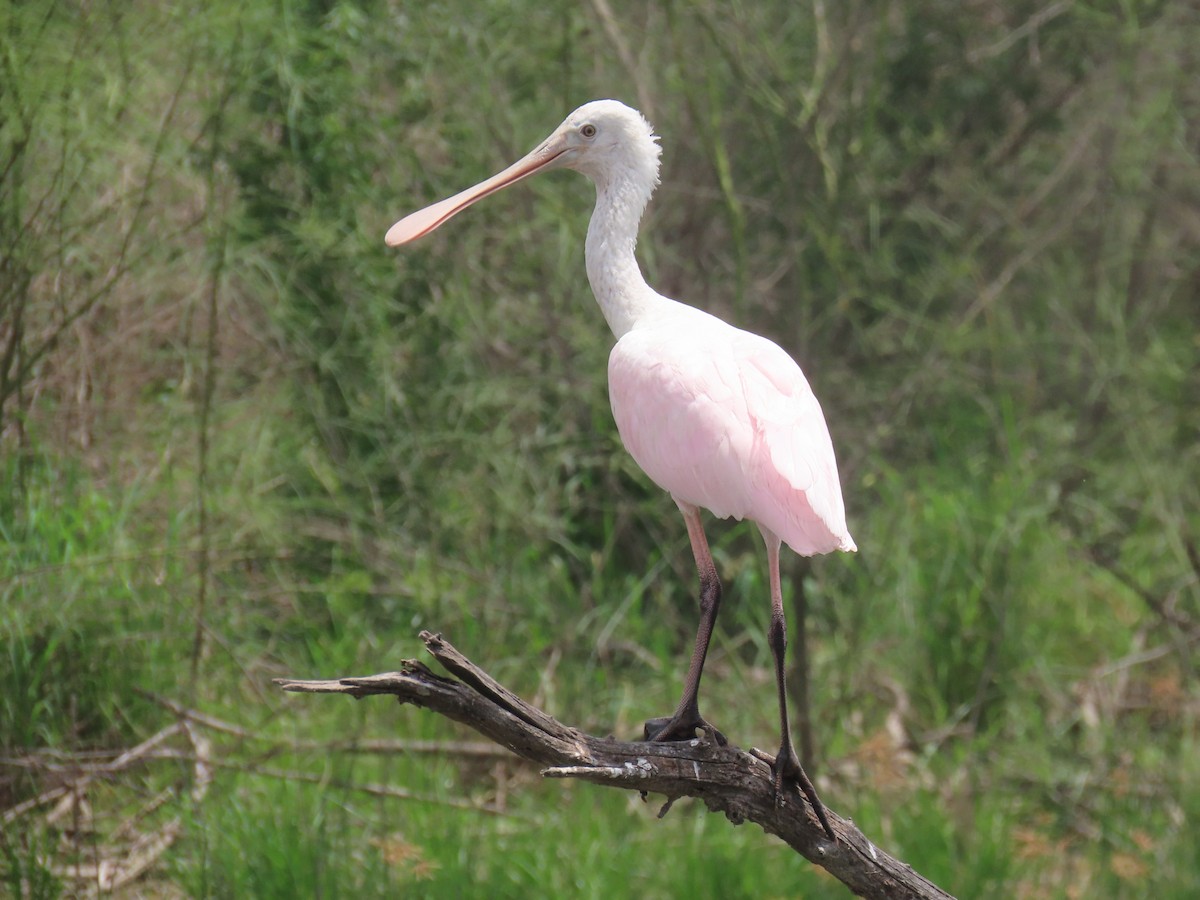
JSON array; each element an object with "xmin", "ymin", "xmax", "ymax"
[{"xmin": 607, "ymin": 314, "xmax": 855, "ymax": 557}]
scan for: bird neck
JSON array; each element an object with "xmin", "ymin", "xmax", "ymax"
[{"xmin": 584, "ymin": 174, "xmax": 663, "ymax": 339}]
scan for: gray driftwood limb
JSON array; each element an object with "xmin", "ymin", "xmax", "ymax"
[{"xmin": 275, "ymin": 630, "xmax": 955, "ymax": 900}]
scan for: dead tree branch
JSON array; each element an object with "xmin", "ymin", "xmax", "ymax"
[{"xmin": 276, "ymin": 631, "xmax": 956, "ymax": 900}]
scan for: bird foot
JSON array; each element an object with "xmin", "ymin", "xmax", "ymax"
[
  {"xmin": 770, "ymin": 744, "xmax": 805, "ymax": 799},
  {"xmin": 643, "ymin": 714, "xmax": 728, "ymax": 746},
  {"xmin": 771, "ymin": 744, "xmax": 837, "ymax": 843}
]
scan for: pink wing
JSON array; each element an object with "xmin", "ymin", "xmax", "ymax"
[{"xmin": 608, "ymin": 315, "xmax": 855, "ymax": 557}]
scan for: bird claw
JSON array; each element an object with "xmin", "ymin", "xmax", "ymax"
[
  {"xmin": 643, "ymin": 714, "xmax": 728, "ymax": 746},
  {"xmin": 770, "ymin": 745, "xmax": 804, "ymax": 804},
  {"xmin": 770, "ymin": 744, "xmax": 837, "ymax": 843}
]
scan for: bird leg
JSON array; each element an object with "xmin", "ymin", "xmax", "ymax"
[
  {"xmin": 763, "ymin": 531, "xmax": 837, "ymax": 842},
  {"xmin": 644, "ymin": 502, "xmax": 727, "ymax": 746}
]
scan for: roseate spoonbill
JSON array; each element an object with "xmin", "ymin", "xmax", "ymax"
[{"xmin": 386, "ymin": 100, "xmax": 855, "ymax": 840}]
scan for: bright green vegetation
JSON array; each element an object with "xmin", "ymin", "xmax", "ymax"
[{"xmin": 3, "ymin": 1, "xmax": 1198, "ymax": 897}]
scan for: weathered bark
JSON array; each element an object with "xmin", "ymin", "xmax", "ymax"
[{"xmin": 276, "ymin": 630, "xmax": 956, "ymax": 900}]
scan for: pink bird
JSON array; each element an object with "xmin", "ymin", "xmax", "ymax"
[{"xmin": 386, "ymin": 100, "xmax": 855, "ymax": 840}]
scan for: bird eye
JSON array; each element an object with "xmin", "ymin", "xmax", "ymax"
[{"xmin": 580, "ymin": 123, "xmax": 597, "ymax": 139}]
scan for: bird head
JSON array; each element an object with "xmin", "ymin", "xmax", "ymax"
[
  {"xmin": 385, "ymin": 100, "xmax": 660, "ymax": 247},
  {"xmin": 552, "ymin": 100, "xmax": 661, "ymax": 189}
]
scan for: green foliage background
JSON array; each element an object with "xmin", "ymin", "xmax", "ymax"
[{"xmin": 2, "ymin": 0, "xmax": 1198, "ymax": 896}]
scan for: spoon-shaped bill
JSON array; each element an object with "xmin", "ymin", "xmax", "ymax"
[{"xmin": 385, "ymin": 134, "xmax": 570, "ymax": 246}]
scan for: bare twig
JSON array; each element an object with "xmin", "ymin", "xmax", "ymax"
[
  {"xmin": 133, "ymin": 752, "xmax": 513, "ymax": 815},
  {"xmin": 966, "ymin": 2, "xmax": 1074, "ymax": 63},
  {"xmin": 142, "ymin": 691, "xmax": 509, "ymax": 758},
  {"xmin": 588, "ymin": 0, "xmax": 654, "ymax": 121},
  {"xmin": 277, "ymin": 630, "xmax": 957, "ymax": 900},
  {"xmin": 0, "ymin": 719, "xmax": 213, "ymax": 895}
]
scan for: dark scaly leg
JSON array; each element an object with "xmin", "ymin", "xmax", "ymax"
[
  {"xmin": 644, "ymin": 501, "xmax": 727, "ymax": 746},
  {"xmin": 762, "ymin": 529, "xmax": 836, "ymax": 842}
]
